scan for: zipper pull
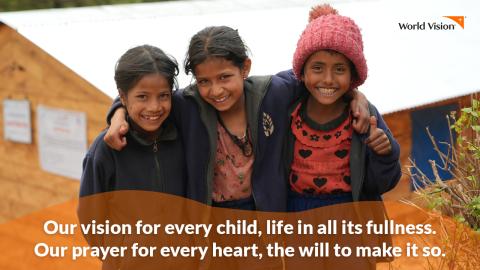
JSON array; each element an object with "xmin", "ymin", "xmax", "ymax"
[{"xmin": 153, "ymin": 139, "xmax": 158, "ymax": 152}]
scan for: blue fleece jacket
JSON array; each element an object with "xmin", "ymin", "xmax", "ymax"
[
  {"xmin": 172, "ymin": 71, "xmax": 301, "ymax": 211},
  {"xmin": 80, "ymin": 117, "xmax": 186, "ymax": 197},
  {"xmin": 106, "ymin": 70, "xmax": 301, "ymax": 212}
]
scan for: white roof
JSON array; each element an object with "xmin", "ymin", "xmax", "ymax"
[{"xmin": 1, "ymin": 0, "xmax": 479, "ymax": 113}]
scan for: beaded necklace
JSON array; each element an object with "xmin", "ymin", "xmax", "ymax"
[{"xmin": 217, "ymin": 115, "xmax": 253, "ymax": 157}]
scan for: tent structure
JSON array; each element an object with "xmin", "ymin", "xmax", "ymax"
[
  {"xmin": 0, "ymin": 22, "xmax": 112, "ymax": 222},
  {"xmin": 1, "ymin": 0, "xmax": 478, "ymax": 113},
  {"xmin": 0, "ymin": 0, "xmax": 479, "ymax": 215}
]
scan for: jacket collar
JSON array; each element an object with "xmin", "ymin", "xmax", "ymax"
[
  {"xmin": 127, "ymin": 117, "xmax": 177, "ymax": 146},
  {"xmin": 182, "ymin": 75, "xmax": 272, "ymax": 148}
]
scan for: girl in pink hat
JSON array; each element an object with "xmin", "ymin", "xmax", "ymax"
[
  {"xmin": 284, "ymin": 5, "xmax": 401, "ymax": 269},
  {"xmin": 286, "ymin": 4, "xmax": 401, "ymax": 210}
]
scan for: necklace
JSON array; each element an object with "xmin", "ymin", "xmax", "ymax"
[{"xmin": 218, "ymin": 116, "xmax": 253, "ymax": 157}]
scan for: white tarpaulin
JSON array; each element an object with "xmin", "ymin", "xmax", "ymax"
[
  {"xmin": 1, "ymin": 0, "xmax": 479, "ymax": 113},
  {"xmin": 3, "ymin": 99, "xmax": 32, "ymax": 144},
  {"xmin": 36, "ymin": 105, "xmax": 87, "ymax": 180}
]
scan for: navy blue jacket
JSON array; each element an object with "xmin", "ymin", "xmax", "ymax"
[
  {"xmin": 79, "ymin": 118, "xmax": 187, "ymax": 269},
  {"xmin": 79, "ymin": 117, "xmax": 186, "ymax": 197},
  {"xmin": 107, "ymin": 71, "xmax": 300, "ymax": 212},
  {"xmin": 172, "ymin": 73, "xmax": 300, "ymax": 212}
]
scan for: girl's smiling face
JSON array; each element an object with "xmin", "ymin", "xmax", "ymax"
[
  {"xmin": 120, "ymin": 73, "xmax": 171, "ymax": 136},
  {"xmin": 302, "ymin": 50, "xmax": 353, "ymax": 107},
  {"xmin": 194, "ymin": 57, "xmax": 251, "ymax": 113}
]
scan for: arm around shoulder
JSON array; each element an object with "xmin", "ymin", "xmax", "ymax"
[
  {"xmin": 106, "ymin": 96, "xmax": 124, "ymax": 125},
  {"xmin": 364, "ymin": 104, "xmax": 402, "ymax": 195},
  {"xmin": 273, "ymin": 69, "xmax": 304, "ymax": 102}
]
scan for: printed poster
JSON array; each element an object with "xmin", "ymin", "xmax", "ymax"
[
  {"xmin": 37, "ymin": 105, "xmax": 87, "ymax": 180},
  {"xmin": 3, "ymin": 99, "xmax": 32, "ymax": 144}
]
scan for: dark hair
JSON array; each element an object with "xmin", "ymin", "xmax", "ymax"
[
  {"xmin": 184, "ymin": 26, "xmax": 249, "ymax": 75},
  {"xmin": 115, "ymin": 45, "xmax": 179, "ymax": 94}
]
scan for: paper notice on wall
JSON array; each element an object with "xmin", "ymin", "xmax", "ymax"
[
  {"xmin": 37, "ymin": 105, "xmax": 87, "ymax": 180},
  {"xmin": 3, "ymin": 99, "xmax": 32, "ymax": 144}
]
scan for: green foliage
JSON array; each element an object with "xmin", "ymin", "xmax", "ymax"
[
  {"xmin": 409, "ymin": 98, "xmax": 480, "ymax": 230},
  {"xmin": 452, "ymin": 99, "xmax": 480, "ymax": 160},
  {"xmin": 0, "ymin": 0, "xmax": 170, "ymax": 12},
  {"xmin": 467, "ymin": 195, "xmax": 480, "ymax": 221}
]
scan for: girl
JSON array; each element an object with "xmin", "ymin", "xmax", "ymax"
[
  {"xmin": 283, "ymin": 6, "xmax": 401, "ymax": 269},
  {"xmin": 79, "ymin": 44, "xmax": 185, "ymax": 197},
  {"xmin": 285, "ymin": 4, "xmax": 401, "ymax": 211},
  {"xmin": 105, "ymin": 26, "xmax": 371, "ymax": 212},
  {"xmin": 78, "ymin": 45, "xmax": 187, "ymax": 269}
]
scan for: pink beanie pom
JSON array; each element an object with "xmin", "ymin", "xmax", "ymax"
[
  {"xmin": 293, "ymin": 4, "xmax": 368, "ymax": 89},
  {"xmin": 308, "ymin": 4, "xmax": 338, "ymax": 22}
]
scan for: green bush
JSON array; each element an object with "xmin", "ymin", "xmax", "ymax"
[{"xmin": 408, "ymin": 98, "xmax": 480, "ymax": 231}]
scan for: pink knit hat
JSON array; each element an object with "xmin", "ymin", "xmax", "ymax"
[{"xmin": 292, "ymin": 4, "xmax": 367, "ymax": 89}]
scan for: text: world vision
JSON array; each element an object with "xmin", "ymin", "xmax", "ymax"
[{"xmin": 398, "ymin": 22, "xmax": 455, "ymax": 30}]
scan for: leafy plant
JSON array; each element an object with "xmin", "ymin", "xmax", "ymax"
[{"xmin": 407, "ymin": 97, "xmax": 480, "ymax": 231}]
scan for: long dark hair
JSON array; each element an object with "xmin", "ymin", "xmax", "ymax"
[
  {"xmin": 115, "ymin": 45, "xmax": 179, "ymax": 94},
  {"xmin": 184, "ymin": 26, "xmax": 249, "ymax": 75}
]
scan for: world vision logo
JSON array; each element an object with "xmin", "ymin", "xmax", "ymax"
[
  {"xmin": 398, "ymin": 16, "xmax": 465, "ymax": 30},
  {"xmin": 443, "ymin": 16, "xmax": 465, "ymax": 29}
]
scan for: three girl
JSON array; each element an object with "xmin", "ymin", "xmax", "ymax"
[
  {"xmin": 104, "ymin": 26, "xmax": 371, "ymax": 212},
  {"xmin": 79, "ymin": 5, "xmax": 401, "ymax": 270}
]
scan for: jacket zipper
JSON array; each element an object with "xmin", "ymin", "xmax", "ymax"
[
  {"xmin": 205, "ymin": 148, "xmax": 212, "ymax": 205},
  {"xmin": 251, "ymin": 130, "xmax": 258, "ymax": 210},
  {"xmin": 153, "ymin": 139, "xmax": 158, "ymax": 152},
  {"xmin": 153, "ymin": 139, "xmax": 165, "ymax": 192}
]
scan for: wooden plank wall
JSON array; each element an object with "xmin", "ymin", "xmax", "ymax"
[
  {"xmin": 0, "ymin": 23, "xmax": 112, "ymax": 223},
  {"xmin": 382, "ymin": 94, "xmax": 477, "ymax": 201}
]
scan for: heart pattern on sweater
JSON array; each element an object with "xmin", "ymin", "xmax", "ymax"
[
  {"xmin": 291, "ymin": 174, "xmax": 298, "ymax": 184},
  {"xmin": 343, "ymin": 175, "xmax": 351, "ymax": 185},
  {"xmin": 335, "ymin": 149, "xmax": 349, "ymax": 159},
  {"xmin": 313, "ymin": 177, "xmax": 327, "ymax": 188},
  {"xmin": 299, "ymin": 149, "xmax": 312, "ymax": 158}
]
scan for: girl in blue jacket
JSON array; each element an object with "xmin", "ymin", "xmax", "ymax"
[
  {"xmin": 78, "ymin": 45, "xmax": 188, "ymax": 269},
  {"xmin": 79, "ymin": 45, "xmax": 186, "ymax": 197},
  {"xmin": 105, "ymin": 26, "xmax": 371, "ymax": 212}
]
